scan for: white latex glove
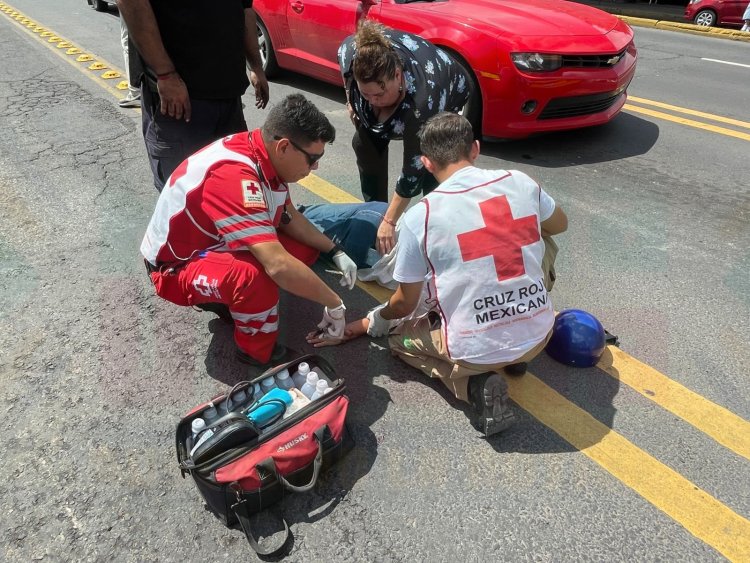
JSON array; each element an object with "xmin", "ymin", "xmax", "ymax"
[
  {"xmin": 318, "ymin": 302, "xmax": 347, "ymax": 338},
  {"xmin": 366, "ymin": 303, "xmax": 394, "ymax": 337},
  {"xmin": 331, "ymin": 250, "xmax": 357, "ymax": 290}
]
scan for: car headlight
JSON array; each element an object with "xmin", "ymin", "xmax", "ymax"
[{"xmin": 511, "ymin": 53, "xmax": 562, "ymax": 72}]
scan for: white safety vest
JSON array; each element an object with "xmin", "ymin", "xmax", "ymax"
[{"xmin": 421, "ymin": 169, "xmax": 554, "ymax": 363}]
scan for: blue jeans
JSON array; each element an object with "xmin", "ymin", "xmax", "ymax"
[{"xmin": 300, "ymin": 202, "xmax": 387, "ymax": 268}]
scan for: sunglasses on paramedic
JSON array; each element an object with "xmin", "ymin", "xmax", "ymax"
[{"xmin": 274, "ymin": 136, "xmax": 324, "ymax": 167}]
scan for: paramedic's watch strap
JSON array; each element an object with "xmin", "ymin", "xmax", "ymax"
[{"xmin": 323, "ymin": 243, "xmax": 344, "ymax": 262}]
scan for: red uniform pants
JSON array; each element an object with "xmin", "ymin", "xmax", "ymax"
[{"xmin": 149, "ymin": 234, "xmax": 318, "ymax": 363}]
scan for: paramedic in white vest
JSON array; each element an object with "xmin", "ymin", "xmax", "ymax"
[
  {"xmin": 309, "ymin": 112, "xmax": 567, "ymax": 436},
  {"xmin": 141, "ymin": 94, "xmax": 356, "ymax": 368}
]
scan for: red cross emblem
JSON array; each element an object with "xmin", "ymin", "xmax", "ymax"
[{"xmin": 457, "ymin": 195, "xmax": 540, "ymax": 281}]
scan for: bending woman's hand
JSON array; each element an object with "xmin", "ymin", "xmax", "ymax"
[{"xmin": 376, "ymin": 220, "xmax": 397, "ymax": 255}]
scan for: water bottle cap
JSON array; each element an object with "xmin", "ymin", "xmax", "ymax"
[
  {"xmin": 191, "ymin": 418, "xmax": 206, "ymax": 432},
  {"xmin": 235, "ymin": 389, "xmax": 247, "ymax": 401},
  {"xmin": 316, "ymin": 380, "xmax": 328, "ymax": 391},
  {"xmin": 306, "ymin": 372, "xmax": 319, "ymax": 384},
  {"xmin": 204, "ymin": 407, "xmax": 218, "ymax": 420},
  {"xmin": 277, "ymin": 370, "xmax": 290, "ymax": 380},
  {"xmin": 298, "ymin": 362, "xmax": 310, "ymax": 375},
  {"xmin": 262, "ymin": 376, "xmax": 275, "ymax": 386}
]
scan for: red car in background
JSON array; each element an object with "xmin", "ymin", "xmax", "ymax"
[
  {"xmin": 684, "ymin": 0, "xmax": 747, "ymax": 28},
  {"xmin": 252, "ymin": 0, "xmax": 637, "ymax": 139}
]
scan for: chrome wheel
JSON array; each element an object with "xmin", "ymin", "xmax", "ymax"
[{"xmin": 694, "ymin": 9, "xmax": 716, "ymax": 26}]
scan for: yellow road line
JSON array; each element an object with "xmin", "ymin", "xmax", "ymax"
[
  {"xmin": 8, "ymin": 4, "xmax": 750, "ymax": 554},
  {"xmin": 628, "ymin": 96, "xmax": 750, "ymax": 129},
  {"xmin": 509, "ymin": 372, "xmax": 750, "ymax": 562},
  {"xmin": 0, "ymin": 2, "xmax": 125, "ymax": 99},
  {"xmin": 624, "ymin": 104, "xmax": 750, "ymax": 142},
  {"xmin": 298, "ymin": 174, "xmax": 360, "ymax": 203},
  {"xmin": 599, "ymin": 347, "xmax": 750, "ymax": 462}
]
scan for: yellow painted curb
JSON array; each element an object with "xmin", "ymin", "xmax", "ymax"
[{"xmin": 619, "ymin": 15, "xmax": 750, "ymax": 42}]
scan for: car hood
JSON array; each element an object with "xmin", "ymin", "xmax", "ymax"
[{"xmin": 422, "ymin": 0, "xmax": 621, "ymax": 37}]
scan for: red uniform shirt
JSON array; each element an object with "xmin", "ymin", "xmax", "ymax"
[{"xmin": 141, "ymin": 129, "xmax": 291, "ymax": 265}]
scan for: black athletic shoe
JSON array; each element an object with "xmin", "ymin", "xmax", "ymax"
[
  {"xmin": 468, "ymin": 373, "xmax": 515, "ymax": 437},
  {"xmin": 195, "ymin": 302, "xmax": 233, "ymax": 324},
  {"xmin": 236, "ymin": 343, "xmax": 290, "ymax": 369},
  {"xmin": 504, "ymin": 362, "xmax": 528, "ymax": 377}
]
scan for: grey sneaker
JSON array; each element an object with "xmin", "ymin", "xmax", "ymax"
[
  {"xmin": 468, "ymin": 373, "xmax": 515, "ymax": 436},
  {"xmin": 118, "ymin": 93, "xmax": 141, "ymax": 108}
]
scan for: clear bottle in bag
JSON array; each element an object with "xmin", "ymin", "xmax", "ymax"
[
  {"xmin": 276, "ymin": 369, "xmax": 294, "ymax": 390},
  {"xmin": 300, "ymin": 371, "xmax": 319, "ymax": 399},
  {"xmin": 292, "ymin": 362, "xmax": 311, "ymax": 389},
  {"xmin": 310, "ymin": 379, "xmax": 330, "ymax": 400},
  {"xmin": 261, "ymin": 376, "xmax": 277, "ymax": 394}
]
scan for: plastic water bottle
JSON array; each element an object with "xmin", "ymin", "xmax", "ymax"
[
  {"xmin": 253, "ymin": 382, "xmax": 262, "ymax": 399},
  {"xmin": 310, "ymin": 379, "xmax": 330, "ymax": 400},
  {"xmin": 261, "ymin": 376, "xmax": 277, "ymax": 394},
  {"xmin": 228, "ymin": 388, "xmax": 248, "ymax": 411},
  {"xmin": 292, "ymin": 362, "xmax": 311, "ymax": 388},
  {"xmin": 300, "ymin": 371, "xmax": 319, "ymax": 399},
  {"xmin": 203, "ymin": 406, "xmax": 219, "ymax": 427},
  {"xmin": 191, "ymin": 418, "xmax": 206, "ymax": 439},
  {"xmin": 276, "ymin": 369, "xmax": 294, "ymax": 391}
]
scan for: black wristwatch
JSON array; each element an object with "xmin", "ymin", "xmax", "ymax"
[{"xmin": 323, "ymin": 243, "xmax": 343, "ymax": 262}]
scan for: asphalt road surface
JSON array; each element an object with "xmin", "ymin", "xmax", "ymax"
[{"xmin": 1, "ymin": 1, "xmax": 748, "ymax": 561}]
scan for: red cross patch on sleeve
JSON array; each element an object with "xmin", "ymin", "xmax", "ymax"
[{"xmin": 241, "ymin": 180, "xmax": 266, "ymax": 208}]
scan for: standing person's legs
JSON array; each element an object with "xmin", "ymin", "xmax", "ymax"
[
  {"xmin": 118, "ymin": 18, "xmax": 140, "ymax": 106},
  {"xmin": 352, "ymin": 127, "xmax": 390, "ymax": 202},
  {"xmin": 140, "ymin": 93, "xmax": 246, "ymax": 191},
  {"xmin": 301, "ymin": 202, "xmax": 388, "ymax": 268}
]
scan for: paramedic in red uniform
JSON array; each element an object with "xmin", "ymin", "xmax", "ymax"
[
  {"xmin": 141, "ymin": 94, "xmax": 357, "ymax": 367},
  {"xmin": 309, "ymin": 113, "xmax": 568, "ymax": 436}
]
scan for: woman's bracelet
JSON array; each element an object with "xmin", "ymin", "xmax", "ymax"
[{"xmin": 382, "ymin": 216, "xmax": 397, "ymax": 227}]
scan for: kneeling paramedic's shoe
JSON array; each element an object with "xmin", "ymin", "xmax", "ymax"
[
  {"xmin": 195, "ymin": 302, "xmax": 233, "ymax": 325},
  {"xmin": 236, "ymin": 343, "xmax": 289, "ymax": 369},
  {"xmin": 504, "ymin": 362, "xmax": 527, "ymax": 376},
  {"xmin": 468, "ymin": 373, "xmax": 515, "ymax": 437}
]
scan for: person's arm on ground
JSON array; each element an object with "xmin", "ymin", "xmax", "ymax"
[
  {"xmin": 541, "ymin": 205, "xmax": 568, "ymax": 237},
  {"xmin": 116, "ymin": 0, "xmax": 191, "ymax": 121},
  {"xmin": 243, "ymin": 7, "xmax": 269, "ymax": 109}
]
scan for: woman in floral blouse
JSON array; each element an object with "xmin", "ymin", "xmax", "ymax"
[{"xmin": 338, "ymin": 20, "xmax": 472, "ymax": 254}]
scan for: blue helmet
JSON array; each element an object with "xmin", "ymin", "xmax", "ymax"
[{"xmin": 545, "ymin": 309, "xmax": 606, "ymax": 368}]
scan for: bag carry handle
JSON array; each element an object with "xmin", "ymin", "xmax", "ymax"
[
  {"xmin": 232, "ymin": 494, "xmax": 290, "ymax": 557},
  {"xmin": 230, "ymin": 426, "xmax": 327, "ymax": 556},
  {"xmin": 256, "ymin": 426, "xmax": 326, "ymax": 493}
]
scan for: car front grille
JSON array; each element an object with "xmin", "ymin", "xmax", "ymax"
[
  {"xmin": 561, "ymin": 49, "xmax": 627, "ymax": 68},
  {"xmin": 538, "ymin": 89, "xmax": 624, "ymax": 120}
]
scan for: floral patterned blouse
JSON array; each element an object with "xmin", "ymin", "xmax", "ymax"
[{"xmin": 338, "ymin": 30, "xmax": 471, "ymax": 198}]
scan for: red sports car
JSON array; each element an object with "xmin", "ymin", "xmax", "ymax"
[{"xmin": 253, "ymin": 0, "xmax": 637, "ymax": 139}]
